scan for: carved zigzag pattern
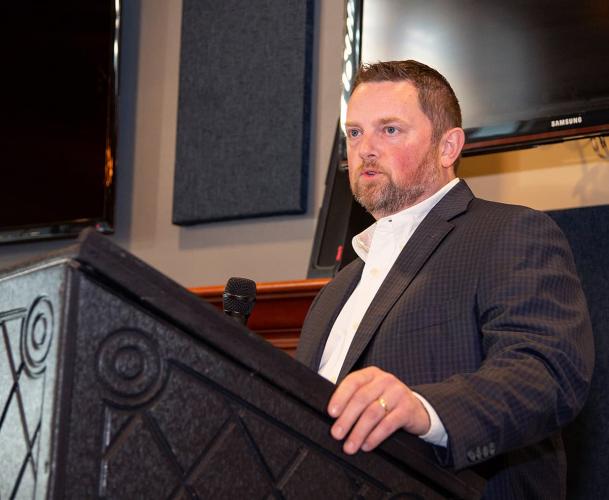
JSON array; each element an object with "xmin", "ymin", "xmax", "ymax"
[
  {"xmin": 0, "ymin": 308, "xmax": 44, "ymax": 500},
  {"xmin": 97, "ymin": 359, "xmax": 371, "ymax": 499}
]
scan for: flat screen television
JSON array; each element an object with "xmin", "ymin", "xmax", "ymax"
[
  {"xmin": 0, "ymin": 0, "xmax": 120, "ymax": 244},
  {"xmin": 357, "ymin": 0, "xmax": 609, "ymax": 155}
]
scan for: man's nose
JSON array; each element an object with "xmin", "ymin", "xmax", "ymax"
[{"xmin": 358, "ymin": 133, "xmax": 379, "ymax": 161}]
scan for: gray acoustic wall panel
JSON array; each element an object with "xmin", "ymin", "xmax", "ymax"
[{"xmin": 173, "ymin": 0, "xmax": 314, "ymax": 224}]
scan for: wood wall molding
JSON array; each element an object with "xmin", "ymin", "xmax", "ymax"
[{"xmin": 191, "ymin": 278, "xmax": 329, "ymax": 356}]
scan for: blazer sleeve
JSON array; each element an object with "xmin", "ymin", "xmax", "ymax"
[{"xmin": 413, "ymin": 208, "xmax": 594, "ymax": 470}]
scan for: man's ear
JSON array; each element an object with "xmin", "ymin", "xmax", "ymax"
[{"xmin": 439, "ymin": 127, "xmax": 465, "ymax": 168}]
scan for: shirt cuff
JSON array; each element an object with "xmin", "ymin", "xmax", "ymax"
[{"xmin": 412, "ymin": 392, "xmax": 448, "ymax": 448}]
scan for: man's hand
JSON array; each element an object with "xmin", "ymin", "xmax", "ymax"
[{"xmin": 328, "ymin": 366, "xmax": 431, "ymax": 454}]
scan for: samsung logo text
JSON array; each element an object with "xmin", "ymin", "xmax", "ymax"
[{"xmin": 551, "ymin": 116, "xmax": 583, "ymax": 128}]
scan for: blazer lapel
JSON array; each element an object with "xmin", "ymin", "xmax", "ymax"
[
  {"xmin": 298, "ymin": 259, "xmax": 364, "ymax": 370},
  {"xmin": 337, "ymin": 180, "xmax": 474, "ymax": 380}
]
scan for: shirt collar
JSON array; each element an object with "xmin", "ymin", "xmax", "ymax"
[{"xmin": 353, "ymin": 178, "xmax": 461, "ymax": 259}]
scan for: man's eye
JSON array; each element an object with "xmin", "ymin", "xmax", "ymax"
[
  {"xmin": 385, "ymin": 126, "xmax": 397, "ymax": 135},
  {"xmin": 348, "ymin": 129, "xmax": 360, "ymax": 138}
]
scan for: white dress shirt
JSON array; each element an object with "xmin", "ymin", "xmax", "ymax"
[{"xmin": 318, "ymin": 178, "xmax": 460, "ymax": 447}]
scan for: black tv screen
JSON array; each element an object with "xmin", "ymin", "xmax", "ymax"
[
  {"xmin": 354, "ymin": 0, "xmax": 609, "ymax": 154},
  {"xmin": 0, "ymin": 0, "xmax": 119, "ymax": 243}
]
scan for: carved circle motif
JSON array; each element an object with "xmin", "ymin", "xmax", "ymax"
[
  {"xmin": 96, "ymin": 328, "xmax": 166, "ymax": 409},
  {"xmin": 21, "ymin": 296, "xmax": 54, "ymax": 378}
]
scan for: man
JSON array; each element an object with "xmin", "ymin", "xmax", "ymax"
[{"xmin": 296, "ymin": 60, "xmax": 594, "ymax": 498}]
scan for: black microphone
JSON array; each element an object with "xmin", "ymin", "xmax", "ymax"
[{"xmin": 223, "ymin": 277, "xmax": 257, "ymax": 326}]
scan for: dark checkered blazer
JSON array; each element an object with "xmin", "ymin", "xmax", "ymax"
[{"xmin": 296, "ymin": 180, "xmax": 594, "ymax": 499}]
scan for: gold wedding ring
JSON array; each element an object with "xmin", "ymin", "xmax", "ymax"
[{"xmin": 378, "ymin": 396, "xmax": 389, "ymax": 414}]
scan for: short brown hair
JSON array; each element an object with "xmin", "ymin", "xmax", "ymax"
[{"xmin": 353, "ymin": 60, "xmax": 462, "ymax": 146}]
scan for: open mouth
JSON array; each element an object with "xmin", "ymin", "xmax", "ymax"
[{"xmin": 362, "ymin": 169, "xmax": 381, "ymax": 178}]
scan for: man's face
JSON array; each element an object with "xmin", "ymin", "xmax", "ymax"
[{"xmin": 345, "ymin": 81, "xmax": 449, "ymax": 219}]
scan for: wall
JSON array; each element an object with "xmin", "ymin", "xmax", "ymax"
[
  {"xmin": 1, "ymin": 0, "xmax": 608, "ymax": 287},
  {"xmin": 461, "ymin": 140, "xmax": 609, "ymax": 211}
]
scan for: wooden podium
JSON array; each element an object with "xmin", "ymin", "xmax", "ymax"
[{"xmin": 0, "ymin": 230, "xmax": 484, "ymax": 499}]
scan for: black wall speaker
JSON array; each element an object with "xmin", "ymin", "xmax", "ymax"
[
  {"xmin": 173, "ymin": 0, "xmax": 315, "ymax": 224},
  {"xmin": 548, "ymin": 204, "xmax": 609, "ymax": 499}
]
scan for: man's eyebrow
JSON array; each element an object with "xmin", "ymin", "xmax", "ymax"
[
  {"xmin": 345, "ymin": 117, "xmax": 405, "ymax": 128},
  {"xmin": 378, "ymin": 117, "xmax": 405, "ymax": 125}
]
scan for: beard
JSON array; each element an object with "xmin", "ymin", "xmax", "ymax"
[{"xmin": 351, "ymin": 147, "xmax": 439, "ymax": 219}]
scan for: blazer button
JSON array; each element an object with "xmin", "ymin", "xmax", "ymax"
[{"xmin": 467, "ymin": 450, "xmax": 477, "ymax": 463}]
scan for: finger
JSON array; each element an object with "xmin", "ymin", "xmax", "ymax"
[
  {"xmin": 327, "ymin": 367, "xmax": 377, "ymax": 418},
  {"xmin": 341, "ymin": 397, "xmax": 389, "ymax": 454},
  {"xmin": 342, "ymin": 382, "xmax": 404, "ymax": 452},
  {"xmin": 331, "ymin": 375, "xmax": 386, "ymax": 440},
  {"xmin": 360, "ymin": 410, "xmax": 407, "ymax": 452},
  {"xmin": 362, "ymin": 390, "xmax": 431, "ymax": 451}
]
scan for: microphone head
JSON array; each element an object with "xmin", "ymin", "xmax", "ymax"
[
  {"xmin": 225, "ymin": 277, "xmax": 257, "ymax": 298},
  {"xmin": 223, "ymin": 277, "xmax": 257, "ymax": 319}
]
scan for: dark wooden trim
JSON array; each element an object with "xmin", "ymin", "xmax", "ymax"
[{"xmin": 191, "ymin": 278, "xmax": 330, "ymax": 356}]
